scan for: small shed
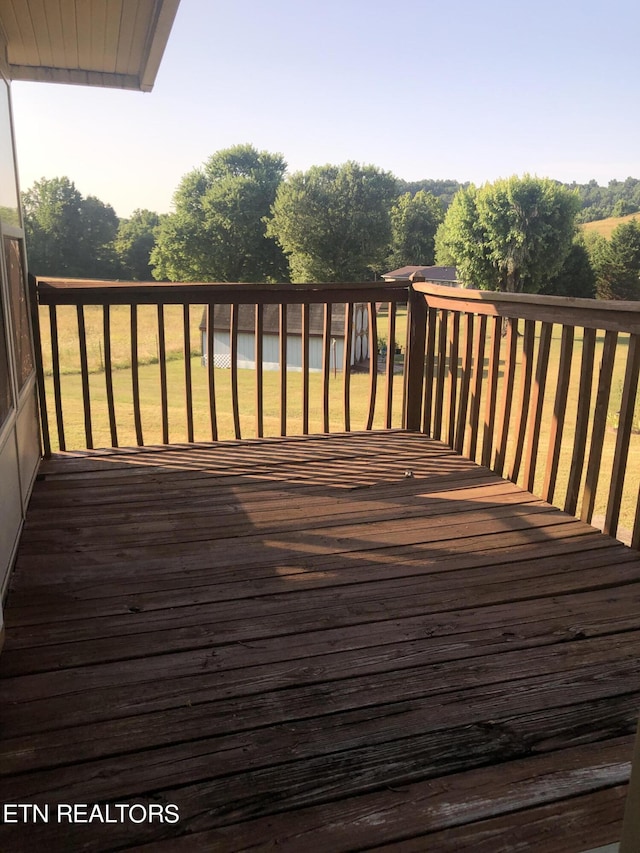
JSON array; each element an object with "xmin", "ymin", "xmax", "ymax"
[
  {"xmin": 382, "ymin": 265, "xmax": 459, "ymax": 284},
  {"xmin": 199, "ymin": 303, "xmax": 371, "ymax": 372}
]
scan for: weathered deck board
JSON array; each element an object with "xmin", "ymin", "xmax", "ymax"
[{"xmin": 0, "ymin": 430, "xmax": 638, "ymax": 851}]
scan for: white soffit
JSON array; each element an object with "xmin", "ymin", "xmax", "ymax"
[{"xmin": 0, "ymin": 0, "xmax": 180, "ymax": 91}]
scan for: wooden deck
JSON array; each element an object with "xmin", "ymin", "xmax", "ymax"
[{"xmin": 1, "ymin": 430, "xmax": 639, "ymax": 851}]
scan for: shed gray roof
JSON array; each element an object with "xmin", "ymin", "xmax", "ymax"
[{"xmin": 382, "ymin": 265, "xmax": 458, "ymax": 283}]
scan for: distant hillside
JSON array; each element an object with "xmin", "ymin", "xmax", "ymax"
[{"xmin": 580, "ymin": 213, "xmax": 640, "ymax": 238}]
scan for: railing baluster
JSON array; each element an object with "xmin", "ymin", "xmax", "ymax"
[
  {"xmin": 255, "ymin": 303, "xmax": 264, "ymax": 438},
  {"xmin": 465, "ymin": 313, "xmax": 487, "ymax": 461},
  {"xmin": 523, "ymin": 321, "xmax": 552, "ymax": 492},
  {"xmin": 49, "ymin": 305, "xmax": 65, "ymax": 451},
  {"xmin": 433, "ymin": 310, "xmax": 448, "ymax": 441},
  {"xmin": 542, "ymin": 325, "xmax": 574, "ymax": 504},
  {"xmin": 322, "ymin": 303, "xmax": 332, "ymax": 433},
  {"xmin": 206, "ymin": 303, "xmax": 217, "ymax": 441},
  {"xmin": 230, "ymin": 303, "xmax": 240, "ymax": 439},
  {"xmin": 508, "ymin": 319, "xmax": 535, "ymax": 482},
  {"xmin": 481, "ymin": 315, "xmax": 502, "ymax": 469},
  {"xmin": 581, "ymin": 330, "xmax": 617, "ymax": 523},
  {"xmin": 302, "ymin": 303, "xmax": 310, "ymax": 435},
  {"xmin": 386, "ymin": 302, "xmax": 397, "ymax": 430},
  {"xmin": 366, "ymin": 302, "xmax": 378, "ymax": 430},
  {"xmin": 103, "ymin": 305, "xmax": 118, "ymax": 447},
  {"xmin": 343, "ymin": 303, "xmax": 353, "ymax": 432},
  {"xmin": 279, "ymin": 304, "xmax": 287, "ymax": 436},
  {"xmin": 130, "ymin": 304, "xmax": 143, "ymax": 446},
  {"xmin": 447, "ymin": 312, "xmax": 460, "ymax": 447},
  {"xmin": 183, "ymin": 304, "xmax": 194, "ymax": 443},
  {"xmin": 493, "ymin": 317, "xmax": 518, "ymax": 477},
  {"xmin": 455, "ymin": 312, "xmax": 474, "ymax": 454},
  {"xmin": 422, "ymin": 306, "xmax": 437, "ymax": 435},
  {"xmin": 565, "ymin": 327, "xmax": 596, "ymax": 515},
  {"xmin": 157, "ymin": 304, "xmax": 169, "ymax": 444},
  {"xmin": 77, "ymin": 305, "xmax": 93, "ymax": 449},
  {"xmin": 604, "ymin": 333, "xmax": 640, "ymax": 538}
]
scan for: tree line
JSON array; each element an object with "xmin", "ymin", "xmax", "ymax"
[{"xmin": 22, "ymin": 144, "xmax": 640, "ymax": 300}]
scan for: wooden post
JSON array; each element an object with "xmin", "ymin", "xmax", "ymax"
[
  {"xmin": 27, "ymin": 275, "xmax": 51, "ymax": 458},
  {"xmin": 404, "ymin": 276, "xmax": 427, "ymax": 431}
]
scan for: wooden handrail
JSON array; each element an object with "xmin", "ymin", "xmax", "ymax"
[
  {"xmin": 413, "ymin": 281, "xmax": 640, "ymax": 548},
  {"xmin": 35, "ymin": 278, "xmax": 408, "ymax": 305},
  {"xmin": 33, "ymin": 277, "xmax": 409, "ymax": 455}
]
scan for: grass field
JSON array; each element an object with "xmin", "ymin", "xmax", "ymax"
[
  {"xmin": 38, "ymin": 304, "xmax": 640, "ymax": 536},
  {"xmin": 580, "ymin": 212, "xmax": 640, "ymax": 239}
]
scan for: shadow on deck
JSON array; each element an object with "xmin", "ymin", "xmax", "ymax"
[{"xmin": 0, "ymin": 430, "xmax": 639, "ymax": 851}]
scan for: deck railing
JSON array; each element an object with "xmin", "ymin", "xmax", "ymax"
[
  {"xmin": 31, "ymin": 277, "xmax": 410, "ymax": 455},
  {"xmin": 30, "ymin": 275, "xmax": 640, "ymax": 547},
  {"xmin": 411, "ymin": 281, "xmax": 640, "ymax": 548}
]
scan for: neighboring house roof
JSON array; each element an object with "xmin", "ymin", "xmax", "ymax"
[
  {"xmin": 382, "ymin": 265, "xmax": 459, "ymax": 284},
  {"xmin": 0, "ymin": 0, "xmax": 181, "ymax": 91},
  {"xmin": 199, "ymin": 303, "xmax": 364, "ymax": 337}
]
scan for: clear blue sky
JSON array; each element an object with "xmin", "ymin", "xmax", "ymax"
[{"xmin": 10, "ymin": 0, "xmax": 640, "ymax": 218}]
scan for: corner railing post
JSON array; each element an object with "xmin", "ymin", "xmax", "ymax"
[
  {"xmin": 28, "ymin": 274, "xmax": 51, "ymax": 458},
  {"xmin": 403, "ymin": 276, "xmax": 427, "ymax": 430}
]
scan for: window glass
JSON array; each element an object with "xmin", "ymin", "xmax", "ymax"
[
  {"xmin": 5, "ymin": 237, "xmax": 33, "ymax": 389},
  {"xmin": 0, "ymin": 80, "xmax": 19, "ymax": 227},
  {"xmin": 0, "ymin": 292, "xmax": 11, "ymax": 427}
]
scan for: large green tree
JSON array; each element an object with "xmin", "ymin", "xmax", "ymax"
[
  {"xmin": 22, "ymin": 176, "xmax": 119, "ymax": 278},
  {"xmin": 151, "ymin": 144, "xmax": 288, "ymax": 282},
  {"xmin": 586, "ymin": 219, "xmax": 640, "ymax": 300},
  {"xmin": 114, "ymin": 209, "xmax": 161, "ymax": 280},
  {"xmin": 387, "ymin": 190, "xmax": 444, "ymax": 269},
  {"xmin": 435, "ymin": 176, "xmax": 581, "ymax": 292},
  {"xmin": 266, "ymin": 161, "xmax": 398, "ymax": 282}
]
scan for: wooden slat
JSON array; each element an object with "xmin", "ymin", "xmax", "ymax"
[
  {"xmin": 454, "ymin": 313, "xmax": 474, "ymax": 454},
  {"xmin": 481, "ymin": 315, "xmax": 502, "ymax": 468},
  {"xmin": 565, "ymin": 327, "xmax": 596, "ymax": 515},
  {"xmin": 77, "ymin": 304, "xmax": 93, "ymax": 449},
  {"xmin": 523, "ymin": 321, "xmax": 552, "ymax": 492},
  {"xmin": 255, "ymin": 304, "xmax": 264, "ymax": 438},
  {"xmin": 581, "ymin": 330, "xmax": 617, "ymax": 524},
  {"xmin": 385, "ymin": 302, "xmax": 397, "ymax": 430},
  {"xmin": 604, "ymin": 334, "xmax": 640, "ymax": 538},
  {"xmin": 447, "ymin": 311, "xmax": 460, "ymax": 447},
  {"xmin": 493, "ymin": 317, "xmax": 517, "ymax": 477},
  {"xmin": 465, "ymin": 313, "xmax": 487, "ymax": 461},
  {"xmin": 103, "ymin": 305, "xmax": 118, "ymax": 448},
  {"xmin": 230, "ymin": 303, "xmax": 241, "ymax": 440},
  {"xmin": 279, "ymin": 304, "xmax": 287, "ymax": 436},
  {"xmin": 206, "ymin": 303, "xmax": 217, "ymax": 442},
  {"xmin": 49, "ymin": 305, "xmax": 65, "ymax": 451},
  {"xmin": 302, "ymin": 303, "xmax": 310, "ymax": 435},
  {"xmin": 433, "ymin": 310, "xmax": 448, "ymax": 441},
  {"xmin": 183, "ymin": 304, "xmax": 194, "ymax": 443},
  {"xmin": 157, "ymin": 304, "xmax": 169, "ymax": 444},
  {"xmin": 421, "ymin": 306, "xmax": 437, "ymax": 435},
  {"xmin": 343, "ymin": 303, "xmax": 353, "ymax": 432},
  {"xmin": 322, "ymin": 303, "xmax": 332, "ymax": 433},
  {"xmin": 508, "ymin": 319, "xmax": 535, "ymax": 482},
  {"xmin": 366, "ymin": 302, "xmax": 377, "ymax": 430},
  {"xmin": 28, "ymin": 275, "xmax": 50, "ymax": 457},
  {"xmin": 130, "ymin": 304, "xmax": 143, "ymax": 446},
  {"xmin": 542, "ymin": 325, "xmax": 574, "ymax": 504}
]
